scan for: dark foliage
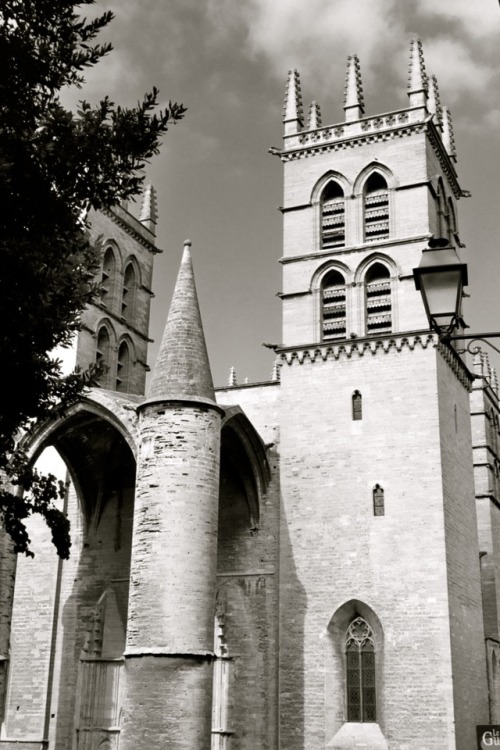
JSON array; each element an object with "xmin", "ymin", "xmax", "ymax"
[{"xmin": 0, "ymin": 0, "xmax": 186, "ymax": 557}]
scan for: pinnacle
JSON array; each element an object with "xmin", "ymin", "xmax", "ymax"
[
  {"xmin": 427, "ymin": 74, "xmax": 442, "ymax": 125},
  {"xmin": 407, "ymin": 37, "xmax": 428, "ymax": 106},
  {"xmin": 344, "ymin": 54, "xmax": 365, "ymax": 121},
  {"xmin": 442, "ymin": 107, "xmax": 457, "ymax": 161},
  {"xmin": 283, "ymin": 69, "xmax": 304, "ymax": 135},
  {"xmin": 139, "ymin": 184, "xmax": 158, "ymax": 235},
  {"xmin": 307, "ymin": 101, "xmax": 322, "ymax": 130},
  {"xmin": 145, "ymin": 240, "xmax": 216, "ymax": 405}
]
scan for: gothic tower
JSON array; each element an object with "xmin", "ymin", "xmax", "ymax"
[{"xmin": 274, "ymin": 40, "xmax": 488, "ymax": 749}]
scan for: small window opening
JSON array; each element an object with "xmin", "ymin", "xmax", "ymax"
[
  {"xmin": 100, "ymin": 247, "xmax": 115, "ymax": 307},
  {"xmin": 352, "ymin": 391, "xmax": 362, "ymax": 421},
  {"xmin": 321, "ymin": 182, "xmax": 345, "ymax": 249},
  {"xmin": 122, "ymin": 263, "xmax": 136, "ymax": 323},
  {"xmin": 321, "ymin": 270, "xmax": 346, "ymax": 341},
  {"xmin": 96, "ymin": 327, "xmax": 110, "ymax": 387},
  {"xmin": 116, "ymin": 341, "xmax": 130, "ymax": 392},
  {"xmin": 373, "ymin": 484, "xmax": 384, "ymax": 516}
]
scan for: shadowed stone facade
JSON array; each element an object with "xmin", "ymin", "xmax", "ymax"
[{"xmin": 0, "ymin": 40, "xmax": 498, "ymax": 750}]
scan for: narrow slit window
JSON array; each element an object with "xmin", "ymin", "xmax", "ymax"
[
  {"xmin": 345, "ymin": 617, "xmax": 376, "ymax": 722},
  {"xmin": 364, "ymin": 173, "xmax": 389, "ymax": 242},
  {"xmin": 321, "ymin": 270, "xmax": 346, "ymax": 341},
  {"xmin": 352, "ymin": 391, "xmax": 362, "ymax": 421},
  {"xmin": 321, "ymin": 182, "xmax": 345, "ymax": 249},
  {"xmin": 365, "ymin": 263, "xmax": 391, "ymax": 334},
  {"xmin": 373, "ymin": 484, "xmax": 384, "ymax": 516}
]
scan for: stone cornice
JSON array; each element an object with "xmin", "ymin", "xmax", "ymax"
[{"xmin": 278, "ymin": 332, "xmax": 472, "ymax": 390}]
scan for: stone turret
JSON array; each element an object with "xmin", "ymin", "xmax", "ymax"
[{"xmin": 120, "ymin": 240, "xmax": 222, "ymax": 750}]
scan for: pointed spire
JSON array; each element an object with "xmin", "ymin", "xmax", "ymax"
[
  {"xmin": 442, "ymin": 107, "xmax": 457, "ymax": 161},
  {"xmin": 145, "ymin": 240, "xmax": 216, "ymax": 405},
  {"xmin": 139, "ymin": 184, "xmax": 158, "ymax": 235},
  {"xmin": 427, "ymin": 74, "xmax": 443, "ymax": 125},
  {"xmin": 344, "ymin": 54, "xmax": 365, "ymax": 122},
  {"xmin": 228, "ymin": 366, "xmax": 237, "ymax": 387},
  {"xmin": 307, "ymin": 101, "xmax": 322, "ymax": 130},
  {"xmin": 283, "ymin": 69, "xmax": 304, "ymax": 136},
  {"xmin": 407, "ymin": 38, "xmax": 428, "ymax": 107}
]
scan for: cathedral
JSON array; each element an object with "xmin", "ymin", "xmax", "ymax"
[{"xmin": 1, "ymin": 38, "xmax": 499, "ymax": 750}]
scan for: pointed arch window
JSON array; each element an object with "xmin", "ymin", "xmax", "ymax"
[
  {"xmin": 121, "ymin": 262, "xmax": 136, "ymax": 324},
  {"xmin": 321, "ymin": 181, "xmax": 345, "ymax": 249},
  {"xmin": 100, "ymin": 246, "xmax": 116, "ymax": 309},
  {"xmin": 365, "ymin": 263, "xmax": 391, "ymax": 334},
  {"xmin": 321, "ymin": 270, "xmax": 347, "ymax": 340},
  {"xmin": 96, "ymin": 326, "xmax": 111, "ymax": 387},
  {"xmin": 116, "ymin": 341, "xmax": 131, "ymax": 392},
  {"xmin": 345, "ymin": 617, "xmax": 376, "ymax": 722},
  {"xmin": 364, "ymin": 173, "xmax": 389, "ymax": 241}
]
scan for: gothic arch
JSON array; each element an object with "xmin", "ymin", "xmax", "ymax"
[
  {"xmin": 121, "ymin": 256, "xmax": 141, "ymax": 324},
  {"xmin": 116, "ymin": 335, "xmax": 136, "ymax": 392},
  {"xmin": 95, "ymin": 319, "xmax": 117, "ymax": 388},
  {"xmin": 353, "ymin": 162, "xmax": 397, "ymax": 195},
  {"xmin": 354, "ymin": 254, "xmax": 398, "ymax": 284},
  {"xmin": 310, "ymin": 170, "xmax": 351, "ymax": 204},
  {"xmin": 311, "ymin": 259, "xmax": 353, "ymax": 291}
]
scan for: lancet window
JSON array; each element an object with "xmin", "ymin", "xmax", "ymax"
[
  {"xmin": 373, "ymin": 484, "xmax": 384, "ymax": 516},
  {"xmin": 96, "ymin": 326, "xmax": 111, "ymax": 387},
  {"xmin": 352, "ymin": 391, "xmax": 362, "ymax": 421},
  {"xmin": 365, "ymin": 263, "xmax": 391, "ymax": 334},
  {"xmin": 321, "ymin": 270, "xmax": 347, "ymax": 340},
  {"xmin": 116, "ymin": 340, "xmax": 130, "ymax": 392},
  {"xmin": 345, "ymin": 617, "xmax": 376, "ymax": 722},
  {"xmin": 100, "ymin": 246, "xmax": 116, "ymax": 310},
  {"xmin": 121, "ymin": 262, "xmax": 136, "ymax": 324},
  {"xmin": 364, "ymin": 173, "xmax": 389, "ymax": 241},
  {"xmin": 321, "ymin": 181, "xmax": 346, "ymax": 249}
]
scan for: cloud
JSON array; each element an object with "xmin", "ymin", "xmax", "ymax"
[
  {"xmin": 423, "ymin": 37, "xmax": 496, "ymax": 102},
  {"xmin": 417, "ymin": 0, "xmax": 500, "ymax": 40}
]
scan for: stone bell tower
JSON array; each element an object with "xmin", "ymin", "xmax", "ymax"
[{"xmin": 273, "ymin": 39, "xmax": 488, "ymax": 750}]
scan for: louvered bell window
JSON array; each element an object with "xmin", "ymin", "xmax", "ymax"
[
  {"xmin": 321, "ymin": 182, "xmax": 345, "ymax": 249},
  {"xmin": 346, "ymin": 617, "xmax": 376, "ymax": 722},
  {"xmin": 100, "ymin": 246, "xmax": 115, "ymax": 308},
  {"xmin": 365, "ymin": 263, "xmax": 391, "ymax": 334},
  {"xmin": 322, "ymin": 270, "xmax": 346, "ymax": 341},
  {"xmin": 116, "ymin": 340, "xmax": 130, "ymax": 392},
  {"xmin": 364, "ymin": 173, "xmax": 389, "ymax": 242}
]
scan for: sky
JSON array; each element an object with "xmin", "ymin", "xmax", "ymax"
[{"xmin": 68, "ymin": 0, "xmax": 500, "ymax": 388}]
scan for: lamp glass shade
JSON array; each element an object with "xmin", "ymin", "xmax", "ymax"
[
  {"xmin": 417, "ymin": 267, "xmax": 463, "ymax": 332},
  {"xmin": 413, "ymin": 243, "xmax": 468, "ymax": 335}
]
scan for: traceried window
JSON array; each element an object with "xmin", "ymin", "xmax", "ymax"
[
  {"xmin": 121, "ymin": 262, "xmax": 136, "ymax": 324},
  {"xmin": 345, "ymin": 617, "xmax": 376, "ymax": 722},
  {"xmin": 364, "ymin": 173, "xmax": 389, "ymax": 242},
  {"xmin": 116, "ymin": 340, "xmax": 130, "ymax": 392},
  {"xmin": 321, "ymin": 182, "xmax": 345, "ymax": 249},
  {"xmin": 321, "ymin": 270, "xmax": 347, "ymax": 341},
  {"xmin": 365, "ymin": 263, "xmax": 391, "ymax": 334}
]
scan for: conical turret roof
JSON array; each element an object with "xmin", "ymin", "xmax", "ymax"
[{"xmin": 144, "ymin": 240, "xmax": 216, "ymax": 406}]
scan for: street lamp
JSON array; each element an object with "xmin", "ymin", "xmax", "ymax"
[{"xmin": 413, "ymin": 237, "xmax": 500, "ymax": 353}]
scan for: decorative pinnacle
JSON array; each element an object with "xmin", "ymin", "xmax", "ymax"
[
  {"xmin": 228, "ymin": 366, "xmax": 237, "ymax": 387},
  {"xmin": 427, "ymin": 74, "xmax": 443, "ymax": 125},
  {"xmin": 139, "ymin": 184, "xmax": 158, "ymax": 235},
  {"xmin": 344, "ymin": 54, "xmax": 365, "ymax": 121},
  {"xmin": 442, "ymin": 107, "xmax": 457, "ymax": 161},
  {"xmin": 283, "ymin": 69, "xmax": 304, "ymax": 135},
  {"xmin": 407, "ymin": 37, "xmax": 428, "ymax": 106},
  {"xmin": 307, "ymin": 101, "xmax": 322, "ymax": 130},
  {"xmin": 271, "ymin": 358, "xmax": 281, "ymax": 382}
]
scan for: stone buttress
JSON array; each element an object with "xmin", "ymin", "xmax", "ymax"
[{"xmin": 119, "ymin": 241, "xmax": 223, "ymax": 749}]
